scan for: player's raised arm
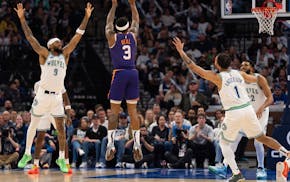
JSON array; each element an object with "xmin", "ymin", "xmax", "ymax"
[
  {"xmin": 128, "ymin": 0, "xmax": 139, "ymax": 37},
  {"xmin": 63, "ymin": 2, "xmax": 94, "ymax": 56},
  {"xmin": 14, "ymin": 3, "xmax": 48, "ymax": 58},
  {"xmin": 105, "ymin": 0, "xmax": 117, "ymax": 47},
  {"xmin": 172, "ymin": 37, "xmax": 220, "ymax": 87}
]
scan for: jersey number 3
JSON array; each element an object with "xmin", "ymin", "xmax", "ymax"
[
  {"xmin": 122, "ymin": 45, "xmax": 131, "ymax": 60},
  {"xmin": 53, "ymin": 68, "xmax": 58, "ymax": 76}
]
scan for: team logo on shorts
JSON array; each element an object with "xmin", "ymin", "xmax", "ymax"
[
  {"xmin": 33, "ymin": 98, "xmax": 38, "ymax": 106},
  {"xmin": 221, "ymin": 123, "xmax": 227, "ymax": 131}
]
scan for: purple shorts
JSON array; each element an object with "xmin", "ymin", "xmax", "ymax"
[{"xmin": 108, "ymin": 69, "xmax": 139, "ymax": 101}]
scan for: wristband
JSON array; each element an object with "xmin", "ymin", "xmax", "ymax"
[
  {"xmin": 76, "ymin": 28, "xmax": 85, "ymax": 35},
  {"xmin": 65, "ymin": 105, "xmax": 71, "ymax": 110}
]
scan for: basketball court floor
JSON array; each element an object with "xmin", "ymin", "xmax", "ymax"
[{"xmin": 0, "ymin": 168, "xmax": 281, "ymax": 182}]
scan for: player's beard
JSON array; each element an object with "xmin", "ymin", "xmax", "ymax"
[
  {"xmin": 50, "ymin": 47, "xmax": 63, "ymax": 54},
  {"xmin": 245, "ymin": 69, "xmax": 251, "ymax": 74},
  {"xmin": 54, "ymin": 48, "xmax": 63, "ymax": 54}
]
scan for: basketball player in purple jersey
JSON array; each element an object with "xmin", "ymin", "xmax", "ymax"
[{"xmin": 105, "ymin": 0, "xmax": 142, "ymax": 162}]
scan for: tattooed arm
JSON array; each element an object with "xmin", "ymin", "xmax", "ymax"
[
  {"xmin": 14, "ymin": 3, "xmax": 48, "ymax": 58},
  {"xmin": 105, "ymin": 0, "xmax": 117, "ymax": 47},
  {"xmin": 172, "ymin": 37, "xmax": 221, "ymax": 88}
]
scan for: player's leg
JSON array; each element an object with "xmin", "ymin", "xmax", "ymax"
[
  {"xmin": 28, "ymin": 131, "xmax": 45, "ymax": 174},
  {"xmin": 125, "ymin": 69, "xmax": 142, "ymax": 162},
  {"xmin": 106, "ymin": 70, "xmax": 125, "ymax": 161},
  {"xmin": 54, "ymin": 117, "xmax": 68, "ymax": 173},
  {"xmin": 254, "ymin": 110, "xmax": 268, "ymax": 179},
  {"xmin": 18, "ymin": 94, "xmax": 47, "ymax": 168},
  {"xmin": 209, "ymin": 110, "xmax": 245, "ymax": 181}
]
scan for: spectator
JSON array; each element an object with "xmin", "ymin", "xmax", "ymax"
[
  {"xmin": 123, "ymin": 125, "xmax": 154, "ymax": 168},
  {"xmin": 82, "ymin": 114, "xmax": 107, "ymax": 168},
  {"xmin": 179, "ymin": 79, "xmax": 208, "ymax": 112},
  {"xmin": 71, "ymin": 117, "xmax": 89, "ymax": 168},
  {"xmin": 151, "ymin": 114, "xmax": 171, "ymax": 167},
  {"xmin": 272, "ymin": 84, "xmax": 287, "ymax": 105},
  {"xmin": 0, "ymin": 126, "xmax": 20, "ymax": 169},
  {"xmin": 189, "ymin": 113, "xmax": 215, "ymax": 168},
  {"xmin": 98, "ymin": 112, "xmax": 129, "ymax": 168}
]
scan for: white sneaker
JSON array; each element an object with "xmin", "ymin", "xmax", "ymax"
[
  {"xmin": 115, "ymin": 162, "xmax": 122, "ymax": 168},
  {"xmin": 99, "ymin": 162, "xmax": 106, "ymax": 168},
  {"xmin": 79, "ymin": 149, "xmax": 85, "ymax": 156},
  {"xmin": 71, "ymin": 162, "xmax": 76, "ymax": 168},
  {"xmin": 124, "ymin": 163, "xmax": 135, "ymax": 169},
  {"xmin": 276, "ymin": 161, "xmax": 288, "ymax": 182},
  {"xmin": 95, "ymin": 162, "xmax": 100, "ymax": 168},
  {"xmin": 79, "ymin": 162, "xmax": 87, "ymax": 168}
]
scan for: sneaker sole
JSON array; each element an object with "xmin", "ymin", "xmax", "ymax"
[
  {"xmin": 276, "ymin": 162, "xmax": 287, "ymax": 182},
  {"xmin": 208, "ymin": 167, "xmax": 226, "ymax": 179}
]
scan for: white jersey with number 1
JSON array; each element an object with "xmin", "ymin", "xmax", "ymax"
[
  {"xmin": 39, "ymin": 52, "xmax": 66, "ymax": 93},
  {"xmin": 218, "ymin": 69, "xmax": 250, "ymax": 110}
]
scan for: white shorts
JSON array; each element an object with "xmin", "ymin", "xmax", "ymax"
[
  {"xmin": 37, "ymin": 114, "xmax": 56, "ymax": 131},
  {"xmin": 31, "ymin": 86, "xmax": 64, "ymax": 117},
  {"xmin": 220, "ymin": 105, "xmax": 263, "ymax": 143}
]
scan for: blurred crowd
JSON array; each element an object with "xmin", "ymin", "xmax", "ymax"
[{"xmin": 0, "ymin": 0, "xmax": 289, "ymax": 169}]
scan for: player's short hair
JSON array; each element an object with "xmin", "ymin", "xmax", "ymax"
[
  {"xmin": 216, "ymin": 53, "xmax": 232, "ymax": 69},
  {"xmin": 115, "ymin": 17, "xmax": 129, "ymax": 32}
]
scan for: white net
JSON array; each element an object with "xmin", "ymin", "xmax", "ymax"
[{"xmin": 252, "ymin": 7, "xmax": 278, "ymax": 35}]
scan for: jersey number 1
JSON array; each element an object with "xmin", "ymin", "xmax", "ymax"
[
  {"xmin": 122, "ymin": 45, "xmax": 131, "ymax": 60},
  {"xmin": 234, "ymin": 86, "xmax": 240, "ymax": 98}
]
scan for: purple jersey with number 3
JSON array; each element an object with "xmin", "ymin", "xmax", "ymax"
[
  {"xmin": 109, "ymin": 32, "xmax": 137, "ymax": 69},
  {"xmin": 108, "ymin": 32, "xmax": 139, "ymax": 101}
]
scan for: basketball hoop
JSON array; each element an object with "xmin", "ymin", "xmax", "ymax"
[{"xmin": 252, "ymin": 7, "xmax": 278, "ymax": 35}]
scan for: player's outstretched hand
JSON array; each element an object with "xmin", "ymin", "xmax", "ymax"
[
  {"xmin": 85, "ymin": 2, "xmax": 94, "ymax": 18},
  {"xmin": 172, "ymin": 37, "xmax": 184, "ymax": 53},
  {"xmin": 14, "ymin": 3, "xmax": 25, "ymax": 20}
]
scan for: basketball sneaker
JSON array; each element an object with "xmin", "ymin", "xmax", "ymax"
[
  {"xmin": 208, "ymin": 164, "xmax": 227, "ymax": 179},
  {"xmin": 227, "ymin": 173, "xmax": 245, "ymax": 182},
  {"xmin": 105, "ymin": 142, "xmax": 116, "ymax": 161},
  {"xmin": 56, "ymin": 158, "xmax": 68, "ymax": 173},
  {"xmin": 27, "ymin": 164, "xmax": 39, "ymax": 174},
  {"xmin": 18, "ymin": 154, "xmax": 32, "ymax": 168},
  {"xmin": 105, "ymin": 130, "xmax": 116, "ymax": 161},
  {"xmin": 133, "ymin": 131, "xmax": 143, "ymax": 162},
  {"xmin": 67, "ymin": 164, "xmax": 72, "ymax": 174},
  {"xmin": 276, "ymin": 161, "xmax": 289, "ymax": 182},
  {"xmin": 256, "ymin": 167, "xmax": 267, "ymax": 179}
]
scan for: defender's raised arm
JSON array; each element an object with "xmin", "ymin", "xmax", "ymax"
[{"xmin": 14, "ymin": 3, "xmax": 48, "ymax": 57}]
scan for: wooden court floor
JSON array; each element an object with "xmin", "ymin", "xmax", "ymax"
[{"xmin": 0, "ymin": 168, "xmax": 279, "ymax": 182}]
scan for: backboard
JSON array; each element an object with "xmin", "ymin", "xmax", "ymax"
[{"xmin": 221, "ymin": 0, "xmax": 290, "ymax": 19}]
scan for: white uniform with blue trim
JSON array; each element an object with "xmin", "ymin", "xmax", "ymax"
[
  {"xmin": 244, "ymin": 73, "xmax": 269, "ymax": 133},
  {"xmin": 31, "ymin": 53, "xmax": 66, "ymax": 117},
  {"xmin": 218, "ymin": 70, "xmax": 263, "ymax": 142}
]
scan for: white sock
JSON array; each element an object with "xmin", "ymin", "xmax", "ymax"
[
  {"xmin": 25, "ymin": 115, "xmax": 40, "ymax": 155},
  {"xmin": 132, "ymin": 130, "xmax": 140, "ymax": 146},
  {"xmin": 279, "ymin": 146, "xmax": 289, "ymax": 157},
  {"xmin": 34, "ymin": 159, "xmax": 39, "ymax": 166},
  {"xmin": 220, "ymin": 139, "xmax": 240, "ymax": 175},
  {"xmin": 254, "ymin": 139, "xmax": 265, "ymax": 169},
  {"xmin": 59, "ymin": 151, "xmax": 65, "ymax": 159},
  {"xmin": 65, "ymin": 158, "xmax": 69, "ymax": 165},
  {"xmin": 107, "ymin": 130, "xmax": 115, "ymax": 144}
]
